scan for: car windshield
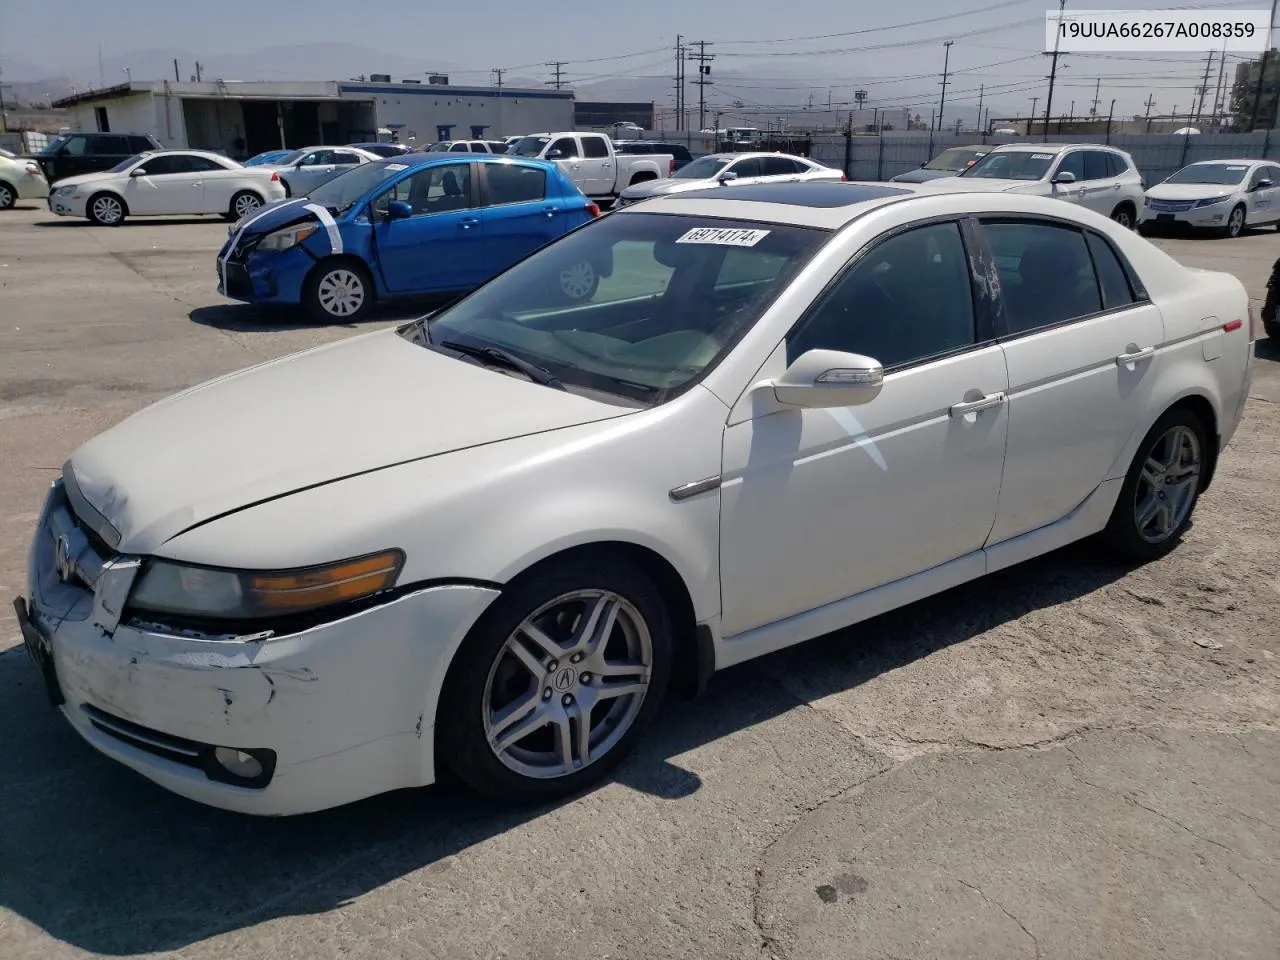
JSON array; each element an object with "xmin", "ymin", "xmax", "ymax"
[
  {"xmin": 924, "ymin": 148, "xmax": 986, "ymax": 171},
  {"xmin": 961, "ymin": 151, "xmax": 1055, "ymax": 180},
  {"xmin": 273, "ymin": 149, "xmax": 307, "ymax": 166},
  {"xmin": 410, "ymin": 212, "xmax": 829, "ymax": 405},
  {"xmin": 1165, "ymin": 163, "xmax": 1250, "ymax": 185},
  {"xmin": 672, "ymin": 155, "xmax": 732, "ymax": 179},
  {"xmin": 510, "ymin": 136, "xmax": 552, "ymax": 157},
  {"xmin": 109, "ymin": 153, "xmax": 148, "ymax": 173},
  {"xmin": 307, "ymin": 160, "xmax": 411, "ymax": 211}
]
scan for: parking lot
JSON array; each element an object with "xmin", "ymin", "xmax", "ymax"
[{"xmin": 1, "ymin": 201, "xmax": 1278, "ymax": 960}]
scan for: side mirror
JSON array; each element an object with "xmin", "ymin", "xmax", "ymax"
[
  {"xmin": 1051, "ymin": 170, "xmax": 1077, "ymax": 184},
  {"xmin": 546, "ymin": 149, "xmax": 563, "ymax": 159},
  {"xmin": 130, "ymin": 167, "xmax": 148, "ymax": 177},
  {"xmin": 1255, "ymin": 178, "xmax": 1273, "ymax": 191},
  {"xmin": 386, "ymin": 199, "xmax": 413, "ymax": 220},
  {"xmin": 717, "ymin": 171, "xmax": 739, "ymax": 184},
  {"xmin": 769, "ymin": 349, "xmax": 884, "ymax": 408}
]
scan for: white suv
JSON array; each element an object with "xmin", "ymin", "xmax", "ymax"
[{"xmin": 922, "ymin": 143, "xmax": 1145, "ymax": 228}]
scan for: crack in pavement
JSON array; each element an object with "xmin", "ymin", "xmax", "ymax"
[
  {"xmin": 950, "ymin": 872, "xmax": 1041, "ymax": 960},
  {"xmin": 1225, "ymin": 862, "xmax": 1280, "ymax": 916}
]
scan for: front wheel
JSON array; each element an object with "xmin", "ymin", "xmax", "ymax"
[
  {"xmin": 437, "ymin": 554, "xmax": 672, "ymax": 802},
  {"xmin": 303, "ymin": 261, "xmax": 373, "ymax": 322},
  {"xmin": 87, "ymin": 192, "xmax": 126, "ymax": 226},
  {"xmin": 1109, "ymin": 203, "xmax": 1136, "ymax": 229},
  {"xmin": 1099, "ymin": 407, "xmax": 1207, "ymax": 562},
  {"xmin": 1223, "ymin": 204, "xmax": 1246, "ymax": 239}
]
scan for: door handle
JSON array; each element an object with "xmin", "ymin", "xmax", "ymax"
[
  {"xmin": 543, "ymin": 206, "xmax": 557, "ymax": 217},
  {"xmin": 1116, "ymin": 346, "xmax": 1155, "ymax": 365},
  {"xmin": 458, "ymin": 217, "xmax": 479, "ymax": 229},
  {"xmin": 950, "ymin": 392, "xmax": 1006, "ymax": 417}
]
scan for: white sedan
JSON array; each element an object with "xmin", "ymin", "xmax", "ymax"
[
  {"xmin": 47, "ymin": 149, "xmax": 286, "ymax": 225},
  {"xmin": 614, "ymin": 151, "xmax": 843, "ymax": 206},
  {"xmin": 17, "ymin": 182, "xmax": 1253, "ymax": 815},
  {"xmin": 0, "ymin": 148, "xmax": 50, "ymax": 209},
  {"xmin": 1139, "ymin": 158, "xmax": 1280, "ymax": 238}
]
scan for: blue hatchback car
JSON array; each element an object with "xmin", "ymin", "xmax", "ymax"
[{"xmin": 217, "ymin": 154, "xmax": 599, "ymax": 321}]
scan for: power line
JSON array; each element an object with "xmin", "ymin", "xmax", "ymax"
[
  {"xmin": 716, "ymin": 0, "xmax": 1035, "ymax": 45},
  {"xmin": 545, "ymin": 62, "xmax": 567, "ymax": 90}
]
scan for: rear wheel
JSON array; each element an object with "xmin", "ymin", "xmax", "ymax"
[
  {"xmin": 303, "ymin": 260, "xmax": 373, "ymax": 322},
  {"xmin": 0, "ymin": 182, "xmax": 15, "ymax": 210},
  {"xmin": 227, "ymin": 190, "xmax": 263, "ymax": 221},
  {"xmin": 1099, "ymin": 407, "xmax": 1207, "ymax": 562},
  {"xmin": 87, "ymin": 192, "xmax": 126, "ymax": 226}
]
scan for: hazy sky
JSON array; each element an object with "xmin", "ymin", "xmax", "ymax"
[{"xmin": 3, "ymin": 0, "xmax": 1269, "ymax": 119}]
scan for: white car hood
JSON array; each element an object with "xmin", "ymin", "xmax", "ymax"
[
  {"xmin": 49, "ymin": 171, "xmax": 117, "ymax": 189},
  {"xmin": 1146, "ymin": 182, "xmax": 1239, "ymax": 201},
  {"xmin": 67, "ymin": 329, "xmax": 632, "ymax": 553}
]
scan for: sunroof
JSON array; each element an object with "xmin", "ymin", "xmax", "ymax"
[{"xmin": 674, "ymin": 181, "xmax": 912, "ymax": 208}]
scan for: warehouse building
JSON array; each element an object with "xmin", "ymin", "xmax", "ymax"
[{"xmin": 51, "ymin": 79, "xmax": 574, "ymax": 159}]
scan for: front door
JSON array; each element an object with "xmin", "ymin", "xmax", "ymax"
[
  {"xmin": 123, "ymin": 154, "xmax": 205, "ymax": 214},
  {"xmin": 979, "ymin": 218, "xmax": 1165, "ymax": 545},
  {"xmin": 719, "ymin": 220, "xmax": 1009, "ymax": 637},
  {"xmin": 478, "ymin": 162, "xmax": 564, "ymax": 273},
  {"xmin": 546, "ymin": 135, "xmax": 584, "ymax": 190},
  {"xmin": 578, "ymin": 134, "xmax": 615, "ymax": 196},
  {"xmin": 290, "ymin": 149, "xmax": 337, "ymax": 194},
  {"xmin": 372, "ymin": 161, "xmax": 485, "ymax": 294},
  {"xmin": 1048, "ymin": 150, "xmax": 1088, "ymax": 207}
]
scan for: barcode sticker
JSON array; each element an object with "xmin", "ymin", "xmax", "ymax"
[
  {"xmin": 676, "ymin": 227, "xmax": 771, "ymax": 247},
  {"xmin": 385, "ymin": 163, "xmax": 408, "ymax": 171}
]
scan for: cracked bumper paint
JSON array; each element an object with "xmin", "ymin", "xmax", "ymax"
[{"xmin": 34, "ymin": 582, "xmax": 499, "ymax": 815}]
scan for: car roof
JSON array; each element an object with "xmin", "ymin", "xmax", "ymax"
[
  {"xmin": 378, "ymin": 153, "xmax": 551, "ymax": 169},
  {"xmin": 138, "ymin": 148, "xmax": 231, "ymax": 160},
  {"xmin": 990, "ymin": 142, "xmax": 1119, "ymax": 154},
  {"xmin": 1184, "ymin": 158, "xmax": 1259, "ymax": 166}
]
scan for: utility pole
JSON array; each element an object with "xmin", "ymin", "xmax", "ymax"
[
  {"xmin": 545, "ymin": 62, "xmax": 567, "ymax": 90},
  {"xmin": 687, "ymin": 40, "xmax": 715, "ymax": 132},
  {"xmin": 174, "ymin": 59, "xmax": 181, "ymax": 83},
  {"xmin": 1249, "ymin": 0, "xmax": 1280, "ymax": 130},
  {"xmin": 195, "ymin": 61, "xmax": 203, "ymax": 82},
  {"xmin": 0, "ymin": 65, "xmax": 8, "ymax": 133},
  {"xmin": 1195, "ymin": 50, "xmax": 1214, "ymax": 122},
  {"xmin": 1144, "ymin": 93, "xmax": 1156, "ymax": 132},
  {"xmin": 1090, "ymin": 78, "xmax": 1101, "ymax": 115},
  {"xmin": 674, "ymin": 35, "xmax": 684, "ymax": 131},
  {"xmin": 1212, "ymin": 38, "xmax": 1229, "ymax": 126},
  {"xmin": 492, "ymin": 68, "xmax": 505, "ymax": 93},
  {"xmin": 98, "ymin": 44, "xmax": 104, "ymax": 88},
  {"xmin": 1043, "ymin": 0, "xmax": 1067, "ymax": 141},
  {"xmin": 1029, "ymin": 95, "xmax": 1040, "ymax": 135},
  {"xmin": 937, "ymin": 40, "xmax": 954, "ymax": 134},
  {"xmin": 1105, "ymin": 97, "xmax": 1116, "ymax": 142},
  {"xmin": 976, "ymin": 84, "xmax": 985, "ymax": 130}
]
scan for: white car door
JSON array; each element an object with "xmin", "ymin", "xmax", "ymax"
[
  {"xmin": 546, "ymin": 135, "xmax": 584, "ymax": 189},
  {"xmin": 123, "ymin": 154, "xmax": 205, "ymax": 214},
  {"xmin": 719, "ymin": 220, "xmax": 1010, "ymax": 637},
  {"xmin": 187, "ymin": 156, "xmax": 236, "ymax": 214},
  {"xmin": 1047, "ymin": 150, "xmax": 1089, "ymax": 208},
  {"xmin": 1244, "ymin": 164, "xmax": 1280, "ymax": 225},
  {"xmin": 980, "ymin": 218, "xmax": 1165, "ymax": 547},
  {"xmin": 578, "ymin": 134, "xmax": 615, "ymax": 196}
]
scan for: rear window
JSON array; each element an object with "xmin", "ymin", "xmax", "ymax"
[{"xmin": 485, "ymin": 164, "xmax": 547, "ymax": 205}]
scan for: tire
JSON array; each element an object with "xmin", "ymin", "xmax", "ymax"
[
  {"xmin": 280, "ymin": 179, "xmax": 293, "ymax": 198},
  {"xmin": 227, "ymin": 190, "xmax": 264, "ymax": 221},
  {"xmin": 0, "ymin": 181, "xmax": 15, "ymax": 210},
  {"xmin": 558, "ymin": 258, "xmax": 599, "ymax": 301},
  {"xmin": 87, "ymin": 192, "xmax": 126, "ymax": 226},
  {"xmin": 1109, "ymin": 203, "xmax": 1136, "ymax": 229},
  {"xmin": 437, "ymin": 553, "xmax": 673, "ymax": 803},
  {"xmin": 1222, "ymin": 204, "xmax": 1246, "ymax": 239},
  {"xmin": 1099, "ymin": 407, "xmax": 1208, "ymax": 562},
  {"xmin": 302, "ymin": 259, "xmax": 373, "ymax": 322}
]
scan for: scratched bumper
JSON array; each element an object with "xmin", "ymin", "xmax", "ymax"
[{"xmin": 34, "ymin": 583, "xmax": 499, "ymax": 815}]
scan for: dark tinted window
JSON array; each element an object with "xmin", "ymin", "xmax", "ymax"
[
  {"xmin": 1085, "ymin": 233, "xmax": 1135, "ymax": 309},
  {"xmin": 469, "ymin": 143, "xmax": 488, "ymax": 153},
  {"xmin": 983, "ymin": 220, "xmax": 1103, "ymax": 332},
  {"xmin": 137, "ymin": 154, "xmax": 181, "ymax": 175},
  {"xmin": 184, "ymin": 155, "xmax": 227, "ymax": 172},
  {"xmin": 1083, "ymin": 151, "xmax": 1113, "ymax": 181},
  {"xmin": 1266, "ymin": 164, "xmax": 1280, "ymax": 183},
  {"xmin": 550, "ymin": 137, "xmax": 579, "ymax": 158},
  {"xmin": 1250, "ymin": 165, "xmax": 1271, "ymax": 188},
  {"xmin": 728, "ymin": 157, "xmax": 762, "ymax": 178},
  {"xmin": 87, "ymin": 135, "xmax": 129, "ymax": 155},
  {"xmin": 1107, "ymin": 152, "xmax": 1128, "ymax": 177},
  {"xmin": 787, "ymin": 221, "xmax": 975, "ymax": 368},
  {"xmin": 1055, "ymin": 151, "xmax": 1085, "ymax": 180},
  {"xmin": 331, "ymin": 151, "xmax": 363, "ymax": 165},
  {"xmin": 760, "ymin": 156, "xmax": 799, "ymax": 176},
  {"xmin": 485, "ymin": 164, "xmax": 547, "ymax": 205},
  {"xmin": 582, "ymin": 136, "xmax": 610, "ymax": 159},
  {"xmin": 128, "ymin": 136, "xmax": 156, "ymax": 152}
]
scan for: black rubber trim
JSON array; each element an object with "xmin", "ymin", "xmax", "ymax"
[{"xmin": 691, "ymin": 624, "xmax": 716, "ymax": 698}]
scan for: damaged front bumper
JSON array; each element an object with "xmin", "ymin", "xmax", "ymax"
[{"xmin": 20, "ymin": 480, "xmax": 500, "ymax": 816}]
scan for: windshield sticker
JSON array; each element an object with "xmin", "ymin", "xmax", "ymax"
[
  {"xmin": 1031, "ymin": 153, "xmax": 1055, "ymax": 160},
  {"xmin": 676, "ymin": 227, "xmax": 770, "ymax": 247},
  {"xmin": 1225, "ymin": 165, "xmax": 1248, "ymax": 171},
  {"xmin": 384, "ymin": 163, "xmax": 408, "ymax": 171}
]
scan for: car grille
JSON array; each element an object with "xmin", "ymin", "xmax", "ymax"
[
  {"xmin": 83, "ymin": 704, "xmax": 206, "ymax": 768},
  {"xmin": 222, "ymin": 261, "xmax": 254, "ymax": 297},
  {"xmin": 1148, "ymin": 199, "xmax": 1196, "ymax": 212}
]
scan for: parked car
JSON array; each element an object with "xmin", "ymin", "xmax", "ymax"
[
  {"xmin": 425, "ymin": 140, "xmax": 509, "ymax": 154},
  {"xmin": 508, "ymin": 131, "xmax": 673, "ymax": 205},
  {"xmin": 244, "ymin": 150, "xmax": 293, "ymax": 167},
  {"xmin": 0, "ymin": 149, "xmax": 50, "ymax": 209},
  {"xmin": 17, "ymin": 182, "xmax": 1253, "ymax": 815},
  {"xmin": 46, "ymin": 149, "xmax": 286, "ymax": 225},
  {"xmin": 613, "ymin": 140, "xmax": 694, "ymax": 170},
  {"xmin": 615, "ymin": 152, "xmax": 842, "ymax": 207},
  {"xmin": 24, "ymin": 132, "xmax": 162, "ymax": 184},
  {"xmin": 1138, "ymin": 159, "xmax": 1280, "ymax": 238},
  {"xmin": 217, "ymin": 154, "xmax": 600, "ymax": 322},
  {"xmin": 890, "ymin": 145, "xmax": 990, "ymax": 183},
  {"xmin": 922, "ymin": 143, "xmax": 1145, "ymax": 228},
  {"xmin": 257, "ymin": 146, "xmax": 381, "ymax": 197},
  {"xmin": 348, "ymin": 141, "xmax": 413, "ymax": 158}
]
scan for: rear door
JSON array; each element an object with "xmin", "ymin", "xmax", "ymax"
[
  {"xmin": 758, "ymin": 155, "xmax": 802, "ymax": 183},
  {"xmin": 1080, "ymin": 150, "xmax": 1121, "ymax": 216},
  {"xmin": 980, "ymin": 217, "xmax": 1165, "ymax": 547},
  {"xmin": 479, "ymin": 162, "xmax": 564, "ymax": 272},
  {"xmin": 578, "ymin": 134, "xmax": 615, "ymax": 195},
  {"xmin": 186, "ymin": 155, "xmax": 235, "ymax": 213}
]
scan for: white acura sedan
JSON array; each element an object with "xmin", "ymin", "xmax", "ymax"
[
  {"xmin": 16, "ymin": 182, "xmax": 1253, "ymax": 815},
  {"xmin": 47, "ymin": 149, "xmax": 286, "ymax": 225}
]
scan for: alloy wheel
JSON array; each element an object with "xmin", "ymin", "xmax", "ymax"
[
  {"xmin": 316, "ymin": 268, "xmax": 366, "ymax": 317},
  {"xmin": 0, "ymin": 184, "xmax": 13, "ymax": 209},
  {"xmin": 482, "ymin": 590, "xmax": 652, "ymax": 779},
  {"xmin": 1112, "ymin": 208, "xmax": 1133, "ymax": 228},
  {"xmin": 1133, "ymin": 424, "xmax": 1201, "ymax": 544},
  {"xmin": 92, "ymin": 195, "xmax": 123, "ymax": 224},
  {"xmin": 233, "ymin": 193, "xmax": 262, "ymax": 218},
  {"xmin": 1228, "ymin": 207, "xmax": 1245, "ymax": 237}
]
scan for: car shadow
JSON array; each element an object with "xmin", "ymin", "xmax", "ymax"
[
  {"xmin": 33, "ymin": 217, "xmax": 226, "ymax": 228},
  {"xmin": 189, "ymin": 295, "xmax": 460, "ymax": 333}
]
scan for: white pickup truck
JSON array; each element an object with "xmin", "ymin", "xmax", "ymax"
[{"xmin": 508, "ymin": 132, "xmax": 673, "ymax": 205}]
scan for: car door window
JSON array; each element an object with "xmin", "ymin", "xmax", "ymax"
[
  {"xmin": 484, "ymin": 164, "xmax": 546, "ymax": 205},
  {"xmin": 786, "ymin": 221, "xmax": 976, "ymax": 368},
  {"xmin": 331, "ymin": 151, "xmax": 363, "ymax": 165},
  {"xmin": 299, "ymin": 150, "xmax": 334, "ymax": 166},
  {"xmin": 184, "ymin": 155, "xmax": 227, "ymax": 172},
  {"xmin": 1250, "ymin": 166, "xmax": 1271, "ymax": 190},
  {"xmin": 1085, "ymin": 233, "xmax": 1136, "ymax": 310},
  {"xmin": 1083, "ymin": 151, "xmax": 1112, "ymax": 181},
  {"xmin": 1054, "ymin": 151, "xmax": 1085, "ymax": 181},
  {"xmin": 377, "ymin": 163, "xmax": 472, "ymax": 216},
  {"xmin": 59, "ymin": 136, "xmax": 88, "ymax": 156},
  {"xmin": 727, "ymin": 157, "xmax": 762, "ymax": 178},
  {"xmin": 86, "ymin": 136, "xmax": 124, "ymax": 155},
  {"xmin": 128, "ymin": 136, "xmax": 156, "ymax": 153},
  {"xmin": 137, "ymin": 155, "xmax": 181, "ymax": 175},
  {"xmin": 582, "ymin": 136, "xmax": 610, "ymax": 159},
  {"xmin": 550, "ymin": 137, "xmax": 579, "ymax": 159},
  {"xmin": 1106, "ymin": 153, "xmax": 1128, "ymax": 178},
  {"xmin": 983, "ymin": 220, "xmax": 1103, "ymax": 333},
  {"xmin": 759, "ymin": 156, "xmax": 798, "ymax": 177},
  {"xmin": 449, "ymin": 143, "xmax": 470, "ymax": 153}
]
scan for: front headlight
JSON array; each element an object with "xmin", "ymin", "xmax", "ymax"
[
  {"xmin": 1195, "ymin": 196, "xmax": 1228, "ymax": 207},
  {"xmin": 128, "ymin": 549, "xmax": 405, "ymax": 621},
  {"xmin": 257, "ymin": 223, "xmax": 320, "ymax": 252}
]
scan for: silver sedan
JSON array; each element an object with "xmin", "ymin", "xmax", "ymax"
[
  {"xmin": 615, "ymin": 151, "xmax": 844, "ymax": 207},
  {"xmin": 259, "ymin": 146, "xmax": 382, "ymax": 197}
]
